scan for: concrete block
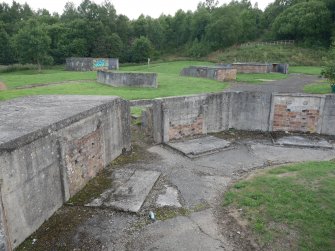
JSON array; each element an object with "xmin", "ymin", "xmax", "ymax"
[
  {"xmin": 0, "ymin": 95, "xmax": 131, "ymax": 248},
  {"xmin": 66, "ymin": 57, "xmax": 119, "ymax": 71},
  {"xmin": 97, "ymin": 71, "xmax": 157, "ymax": 88},
  {"xmin": 181, "ymin": 66, "xmax": 236, "ymax": 81}
]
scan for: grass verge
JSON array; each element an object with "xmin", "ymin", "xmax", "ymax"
[
  {"xmin": 304, "ymin": 80, "xmax": 331, "ymax": 94},
  {"xmin": 289, "ymin": 66, "xmax": 323, "ymax": 75},
  {"xmin": 0, "ymin": 61, "xmax": 228, "ymax": 101},
  {"xmin": 223, "ymin": 161, "xmax": 335, "ymax": 251},
  {"xmin": 236, "ymin": 73, "xmax": 288, "ymax": 84}
]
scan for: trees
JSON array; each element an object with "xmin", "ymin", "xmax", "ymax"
[
  {"xmin": 131, "ymin": 36, "xmax": 153, "ymax": 63},
  {"xmin": 0, "ymin": 22, "xmax": 14, "ymax": 64},
  {"xmin": 13, "ymin": 19, "xmax": 52, "ymax": 71},
  {"xmin": 272, "ymin": 1, "xmax": 332, "ymax": 45}
]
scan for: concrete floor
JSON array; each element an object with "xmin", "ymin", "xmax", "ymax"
[{"xmin": 18, "ymin": 133, "xmax": 335, "ymax": 251}]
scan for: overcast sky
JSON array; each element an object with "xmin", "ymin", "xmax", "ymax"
[{"xmin": 1, "ymin": 0, "xmax": 274, "ymax": 19}]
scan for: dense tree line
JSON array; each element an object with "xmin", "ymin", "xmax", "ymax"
[{"xmin": 0, "ymin": 0, "xmax": 334, "ymax": 66}]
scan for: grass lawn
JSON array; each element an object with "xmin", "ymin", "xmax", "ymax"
[
  {"xmin": 304, "ymin": 80, "xmax": 332, "ymax": 94},
  {"xmin": 0, "ymin": 61, "xmax": 229, "ymax": 101},
  {"xmin": 223, "ymin": 161, "xmax": 335, "ymax": 251},
  {"xmin": 0, "ymin": 69, "xmax": 96, "ymax": 89},
  {"xmin": 289, "ymin": 66, "xmax": 323, "ymax": 75},
  {"xmin": 236, "ymin": 73, "xmax": 288, "ymax": 84}
]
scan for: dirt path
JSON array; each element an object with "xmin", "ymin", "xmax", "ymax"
[{"xmin": 226, "ymin": 74, "xmax": 319, "ymax": 93}]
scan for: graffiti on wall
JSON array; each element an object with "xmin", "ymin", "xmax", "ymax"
[{"xmin": 93, "ymin": 59, "xmax": 109, "ymax": 70}]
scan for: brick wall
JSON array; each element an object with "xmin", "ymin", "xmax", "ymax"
[
  {"xmin": 216, "ymin": 68, "xmax": 237, "ymax": 81},
  {"xmin": 168, "ymin": 115, "xmax": 203, "ymax": 140},
  {"xmin": 271, "ymin": 94, "xmax": 324, "ymax": 133}
]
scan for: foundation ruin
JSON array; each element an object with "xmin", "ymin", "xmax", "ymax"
[
  {"xmin": 180, "ymin": 66, "xmax": 237, "ymax": 81},
  {"xmin": 97, "ymin": 71, "xmax": 158, "ymax": 88},
  {"xmin": 65, "ymin": 57, "xmax": 119, "ymax": 71},
  {"xmin": 0, "ymin": 95, "xmax": 130, "ymax": 249}
]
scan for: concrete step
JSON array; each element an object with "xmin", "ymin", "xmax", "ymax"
[
  {"xmin": 274, "ymin": 136, "xmax": 333, "ymax": 149},
  {"xmin": 86, "ymin": 169, "xmax": 161, "ymax": 213},
  {"xmin": 166, "ymin": 136, "xmax": 232, "ymax": 158}
]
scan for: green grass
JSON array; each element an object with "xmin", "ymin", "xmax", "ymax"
[
  {"xmin": 223, "ymin": 161, "xmax": 335, "ymax": 251},
  {"xmin": 237, "ymin": 73, "xmax": 288, "ymax": 84},
  {"xmin": 212, "ymin": 45, "xmax": 328, "ymax": 66},
  {"xmin": 304, "ymin": 80, "xmax": 332, "ymax": 94},
  {"xmin": 0, "ymin": 69, "xmax": 96, "ymax": 89},
  {"xmin": 0, "ymin": 61, "xmax": 228, "ymax": 101},
  {"xmin": 289, "ymin": 66, "xmax": 323, "ymax": 75}
]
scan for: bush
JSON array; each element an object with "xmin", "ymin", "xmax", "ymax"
[{"xmin": 186, "ymin": 39, "xmax": 210, "ymax": 58}]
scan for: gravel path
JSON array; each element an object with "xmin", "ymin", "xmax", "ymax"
[{"xmin": 226, "ymin": 74, "xmax": 319, "ymax": 93}]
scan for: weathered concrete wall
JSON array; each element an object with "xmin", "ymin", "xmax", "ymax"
[
  {"xmin": 181, "ymin": 66, "xmax": 237, "ymax": 81},
  {"xmin": 66, "ymin": 58, "xmax": 119, "ymax": 71},
  {"xmin": 0, "ymin": 95, "xmax": 130, "ymax": 249},
  {"xmin": 145, "ymin": 92, "xmax": 334, "ymax": 143},
  {"xmin": 97, "ymin": 71, "xmax": 158, "ymax": 88},
  {"xmin": 270, "ymin": 94, "xmax": 325, "ymax": 133},
  {"xmin": 321, "ymin": 95, "xmax": 335, "ymax": 135},
  {"xmin": 216, "ymin": 63, "xmax": 289, "ymax": 74},
  {"xmin": 229, "ymin": 92, "xmax": 272, "ymax": 131},
  {"xmin": 232, "ymin": 63, "xmax": 269, "ymax": 73}
]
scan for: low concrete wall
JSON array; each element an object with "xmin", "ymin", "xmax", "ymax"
[
  {"xmin": 97, "ymin": 71, "xmax": 158, "ymax": 88},
  {"xmin": 217, "ymin": 63, "xmax": 289, "ymax": 74},
  {"xmin": 143, "ymin": 92, "xmax": 334, "ymax": 143},
  {"xmin": 66, "ymin": 58, "xmax": 119, "ymax": 71},
  {"xmin": 0, "ymin": 95, "xmax": 130, "ymax": 249},
  {"xmin": 181, "ymin": 66, "xmax": 237, "ymax": 81}
]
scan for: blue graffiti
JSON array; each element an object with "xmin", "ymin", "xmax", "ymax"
[{"xmin": 93, "ymin": 59, "xmax": 108, "ymax": 68}]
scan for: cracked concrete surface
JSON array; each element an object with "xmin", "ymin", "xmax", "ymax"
[{"xmin": 19, "ymin": 133, "xmax": 335, "ymax": 250}]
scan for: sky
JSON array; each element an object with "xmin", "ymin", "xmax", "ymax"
[{"xmin": 1, "ymin": 0, "xmax": 274, "ymax": 19}]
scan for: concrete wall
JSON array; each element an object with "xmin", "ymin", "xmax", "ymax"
[
  {"xmin": 217, "ymin": 63, "xmax": 289, "ymax": 74},
  {"xmin": 180, "ymin": 66, "xmax": 237, "ymax": 81},
  {"xmin": 0, "ymin": 95, "xmax": 130, "ymax": 249},
  {"xmin": 97, "ymin": 71, "xmax": 158, "ymax": 88},
  {"xmin": 66, "ymin": 58, "xmax": 119, "ymax": 71},
  {"xmin": 142, "ymin": 92, "xmax": 334, "ymax": 143}
]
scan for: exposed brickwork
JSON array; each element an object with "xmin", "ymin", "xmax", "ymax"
[
  {"xmin": 272, "ymin": 104, "xmax": 320, "ymax": 133},
  {"xmin": 232, "ymin": 64, "xmax": 269, "ymax": 73},
  {"xmin": 65, "ymin": 128, "xmax": 104, "ymax": 196},
  {"xmin": 216, "ymin": 69, "xmax": 237, "ymax": 81},
  {"xmin": 168, "ymin": 116, "xmax": 203, "ymax": 140}
]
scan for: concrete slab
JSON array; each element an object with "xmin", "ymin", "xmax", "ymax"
[
  {"xmin": 166, "ymin": 136, "xmax": 231, "ymax": 158},
  {"xmin": 127, "ymin": 209, "xmax": 231, "ymax": 251},
  {"xmin": 156, "ymin": 186, "xmax": 182, "ymax": 208},
  {"xmin": 0, "ymin": 95, "xmax": 121, "ymax": 148},
  {"xmin": 86, "ymin": 169, "xmax": 161, "ymax": 213},
  {"xmin": 275, "ymin": 136, "xmax": 333, "ymax": 149}
]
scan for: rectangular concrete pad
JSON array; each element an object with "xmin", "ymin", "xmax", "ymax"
[
  {"xmin": 0, "ymin": 95, "xmax": 121, "ymax": 148},
  {"xmin": 274, "ymin": 136, "xmax": 333, "ymax": 149},
  {"xmin": 166, "ymin": 136, "xmax": 231, "ymax": 158},
  {"xmin": 86, "ymin": 169, "xmax": 161, "ymax": 213}
]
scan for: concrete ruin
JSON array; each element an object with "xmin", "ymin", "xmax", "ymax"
[
  {"xmin": 180, "ymin": 66, "xmax": 237, "ymax": 81},
  {"xmin": 217, "ymin": 63, "xmax": 289, "ymax": 74},
  {"xmin": 1, "ymin": 90, "xmax": 334, "ymax": 249},
  {"xmin": 0, "ymin": 95, "xmax": 130, "ymax": 249},
  {"xmin": 139, "ymin": 92, "xmax": 335, "ymax": 143},
  {"xmin": 97, "ymin": 71, "xmax": 158, "ymax": 88},
  {"xmin": 65, "ymin": 57, "xmax": 119, "ymax": 71}
]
